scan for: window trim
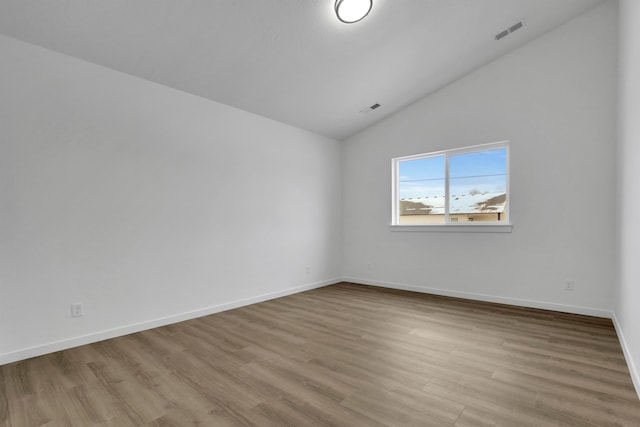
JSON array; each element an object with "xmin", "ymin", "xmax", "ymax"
[
  {"xmin": 391, "ymin": 140, "xmax": 511, "ymax": 231},
  {"xmin": 389, "ymin": 223, "xmax": 513, "ymax": 233}
]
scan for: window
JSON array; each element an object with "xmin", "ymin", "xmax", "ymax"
[{"xmin": 392, "ymin": 141, "xmax": 509, "ymax": 226}]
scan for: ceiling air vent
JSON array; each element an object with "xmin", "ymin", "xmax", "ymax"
[
  {"xmin": 495, "ymin": 19, "xmax": 525, "ymax": 41},
  {"xmin": 495, "ymin": 30, "xmax": 509, "ymax": 41},
  {"xmin": 359, "ymin": 103, "xmax": 381, "ymax": 115}
]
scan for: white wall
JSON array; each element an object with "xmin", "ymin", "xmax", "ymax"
[
  {"xmin": 615, "ymin": 0, "xmax": 640, "ymax": 398},
  {"xmin": 0, "ymin": 35, "xmax": 343, "ymax": 364},
  {"xmin": 342, "ymin": 2, "xmax": 618, "ymax": 316}
]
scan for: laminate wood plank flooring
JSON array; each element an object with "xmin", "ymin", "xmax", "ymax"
[{"xmin": 1, "ymin": 282, "xmax": 639, "ymax": 426}]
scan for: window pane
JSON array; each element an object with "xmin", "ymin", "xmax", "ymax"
[
  {"xmin": 449, "ymin": 148, "xmax": 507, "ymax": 222},
  {"xmin": 398, "ymin": 155, "xmax": 445, "ymax": 224}
]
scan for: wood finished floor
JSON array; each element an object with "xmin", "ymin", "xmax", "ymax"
[{"xmin": 1, "ymin": 282, "xmax": 639, "ymax": 426}]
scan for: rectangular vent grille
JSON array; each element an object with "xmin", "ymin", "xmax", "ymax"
[
  {"xmin": 509, "ymin": 21, "xmax": 524, "ymax": 33},
  {"xmin": 495, "ymin": 19, "xmax": 525, "ymax": 41},
  {"xmin": 495, "ymin": 30, "xmax": 509, "ymax": 41},
  {"xmin": 359, "ymin": 103, "xmax": 382, "ymax": 115}
]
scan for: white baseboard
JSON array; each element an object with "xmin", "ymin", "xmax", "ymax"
[
  {"xmin": 0, "ymin": 278, "xmax": 340, "ymax": 366},
  {"xmin": 341, "ymin": 277, "xmax": 612, "ymax": 318},
  {"xmin": 612, "ymin": 313, "xmax": 640, "ymax": 400}
]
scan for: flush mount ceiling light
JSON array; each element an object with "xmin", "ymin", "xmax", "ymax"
[{"xmin": 335, "ymin": 0, "xmax": 372, "ymax": 24}]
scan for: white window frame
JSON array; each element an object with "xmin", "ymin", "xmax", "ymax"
[{"xmin": 391, "ymin": 141, "xmax": 512, "ymax": 233}]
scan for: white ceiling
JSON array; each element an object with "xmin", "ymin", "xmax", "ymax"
[{"xmin": 0, "ymin": 0, "xmax": 606, "ymax": 140}]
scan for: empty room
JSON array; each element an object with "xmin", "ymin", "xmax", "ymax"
[{"xmin": 2, "ymin": 0, "xmax": 640, "ymax": 425}]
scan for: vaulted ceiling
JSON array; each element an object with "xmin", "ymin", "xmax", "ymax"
[{"xmin": 0, "ymin": 0, "xmax": 606, "ymax": 140}]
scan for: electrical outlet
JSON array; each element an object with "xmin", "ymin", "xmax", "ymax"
[
  {"xmin": 71, "ymin": 303, "xmax": 83, "ymax": 317},
  {"xmin": 564, "ymin": 280, "xmax": 575, "ymax": 291},
  {"xmin": 305, "ymin": 266, "xmax": 311, "ymax": 274},
  {"xmin": 367, "ymin": 262, "xmax": 372, "ymax": 270}
]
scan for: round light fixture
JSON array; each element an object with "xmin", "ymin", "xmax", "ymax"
[{"xmin": 335, "ymin": 0, "xmax": 372, "ymax": 24}]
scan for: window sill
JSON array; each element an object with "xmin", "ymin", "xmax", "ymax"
[{"xmin": 389, "ymin": 223, "xmax": 513, "ymax": 233}]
